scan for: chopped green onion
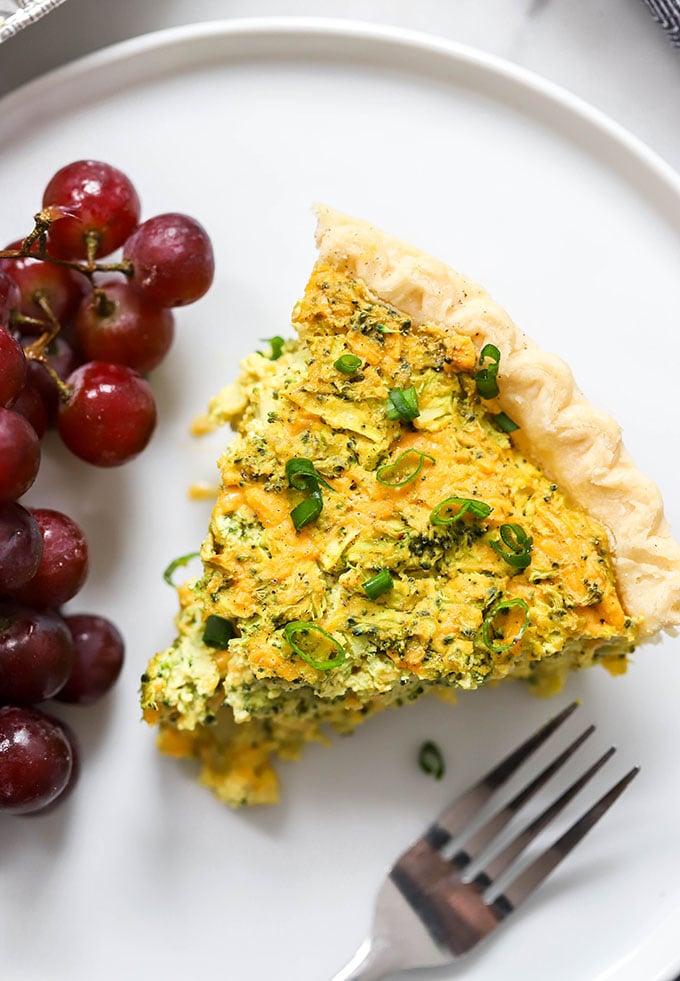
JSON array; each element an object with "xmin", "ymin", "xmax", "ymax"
[
  {"xmin": 490, "ymin": 523, "xmax": 533, "ymax": 569},
  {"xmin": 418, "ymin": 741, "xmax": 445, "ymax": 780},
  {"xmin": 475, "ymin": 343, "xmax": 501, "ymax": 400},
  {"xmin": 290, "ymin": 490, "xmax": 323, "ymax": 531},
  {"xmin": 362, "ymin": 569, "xmax": 394, "ymax": 600},
  {"xmin": 430, "ymin": 496, "xmax": 493, "ymax": 525},
  {"xmin": 376, "ymin": 449, "xmax": 435, "ymax": 488},
  {"xmin": 491, "ymin": 411, "xmax": 519, "ymax": 433},
  {"xmin": 385, "ymin": 385, "xmax": 420, "ymax": 422},
  {"xmin": 334, "ymin": 354, "xmax": 362, "ymax": 374},
  {"xmin": 162, "ymin": 551, "xmax": 200, "ymax": 587},
  {"xmin": 202, "ymin": 615, "xmax": 236, "ymax": 648},
  {"xmin": 285, "ymin": 458, "xmax": 333, "ymax": 532},
  {"xmin": 260, "ymin": 335, "xmax": 285, "ymax": 360},
  {"xmin": 283, "ymin": 621, "xmax": 347, "ymax": 670},
  {"xmin": 285, "ymin": 457, "xmax": 334, "ymax": 493},
  {"xmin": 499, "ymin": 523, "xmax": 530, "ymax": 551},
  {"xmin": 482, "ymin": 598, "xmax": 530, "ymax": 652}
]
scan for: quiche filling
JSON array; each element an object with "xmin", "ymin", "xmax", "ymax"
[{"xmin": 141, "ymin": 258, "xmax": 638, "ymax": 807}]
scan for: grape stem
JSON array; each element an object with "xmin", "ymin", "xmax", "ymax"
[
  {"xmin": 3, "ymin": 212, "xmax": 132, "ymax": 400},
  {"xmin": 0, "ymin": 211, "xmax": 134, "ymax": 282},
  {"xmin": 91, "ymin": 287, "xmax": 116, "ymax": 318},
  {"xmin": 19, "ymin": 293, "xmax": 62, "ymax": 355},
  {"xmin": 21, "ymin": 333, "xmax": 74, "ymax": 403},
  {"xmin": 20, "ymin": 209, "xmax": 53, "ymax": 253},
  {"xmin": 12, "ymin": 289, "xmax": 74, "ymax": 403},
  {"xmin": 10, "ymin": 311, "xmax": 48, "ymax": 331},
  {"xmin": 40, "ymin": 361, "xmax": 74, "ymax": 404}
]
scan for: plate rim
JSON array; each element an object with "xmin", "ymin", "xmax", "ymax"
[
  {"xmin": 1, "ymin": 16, "xmax": 679, "ymax": 981},
  {"xmin": 0, "ymin": 15, "xmax": 679, "ymax": 199}
]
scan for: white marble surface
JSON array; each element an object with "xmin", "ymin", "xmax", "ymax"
[{"xmin": 0, "ymin": 0, "xmax": 679, "ymax": 173}]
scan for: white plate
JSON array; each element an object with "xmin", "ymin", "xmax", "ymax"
[{"xmin": 1, "ymin": 19, "xmax": 679, "ymax": 981}]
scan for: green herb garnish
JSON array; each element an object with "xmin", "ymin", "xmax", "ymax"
[
  {"xmin": 430, "ymin": 496, "xmax": 492, "ymax": 525},
  {"xmin": 202, "ymin": 615, "xmax": 236, "ymax": 648},
  {"xmin": 285, "ymin": 457, "xmax": 334, "ymax": 493},
  {"xmin": 481, "ymin": 598, "xmax": 530, "ymax": 652},
  {"xmin": 362, "ymin": 569, "xmax": 394, "ymax": 600},
  {"xmin": 491, "ymin": 411, "xmax": 519, "ymax": 433},
  {"xmin": 260, "ymin": 335, "xmax": 285, "ymax": 360},
  {"xmin": 385, "ymin": 385, "xmax": 420, "ymax": 422},
  {"xmin": 283, "ymin": 621, "xmax": 347, "ymax": 671},
  {"xmin": 418, "ymin": 741, "xmax": 445, "ymax": 780},
  {"xmin": 285, "ymin": 457, "xmax": 334, "ymax": 531},
  {"xmin": 490, "ymin": 523, "xmax": 533, "ymax": 569},
  {"xmin": 376, "ymin": 449, "xmax": 435, "ymax": 488},
  {"xmin": 334, "ymin": 354, "xmax": 362, "ymax": 374},
  {"xmin": 162, "ymin": 551, "xmax": 200, "ymax": 587},
  {"xmin": 290, "ymin": 492, "xmax": 323, "ymax": 531},
  {"xmin": 475, "ymin": 343, "xmax": 501, "ymax": 399}
]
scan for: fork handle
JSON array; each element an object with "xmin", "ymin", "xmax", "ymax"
[{"xmin": 331, "ymin": 938, "xmax": 399, "ymax": 981}]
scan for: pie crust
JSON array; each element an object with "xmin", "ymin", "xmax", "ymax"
[{"xmin": 315, "ymin": 206, "xmax": 680, "ymax": 637}]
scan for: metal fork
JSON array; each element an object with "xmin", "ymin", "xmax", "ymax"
[{"xmin": 332, "ymin": 702, "xmax": 638, "ymax": 980}]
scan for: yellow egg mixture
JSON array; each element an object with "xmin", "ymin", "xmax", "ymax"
[{"xmin": 141, "ymin": 261, "xmax": 636, "ymax": 807}]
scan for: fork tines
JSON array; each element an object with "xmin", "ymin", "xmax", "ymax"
[
  {"xmin": 390, "ymin": 702, "xmax": 638, "ymax": 955},
  {"xmin": 488, "ymin": 763, "xmax": 638, "ymax": 920},
  {"xmin": 425, "ymin": 700, "xmax": 580, "ymax": 849}
]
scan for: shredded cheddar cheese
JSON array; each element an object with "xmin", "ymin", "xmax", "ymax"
[{"xmin": 141, "ymin": 260, "xmax": 637, "ymax": 807}]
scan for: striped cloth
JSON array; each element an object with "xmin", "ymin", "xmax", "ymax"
[{"xmin": 642, "ymin": 0, "xmax": 680, "ymax": 47}]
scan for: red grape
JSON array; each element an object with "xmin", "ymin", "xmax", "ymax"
[
  {"xmin": 0, "ymin": 705, "xmax": 73, "ymax": 814},
  {"xmin": 11, "ymin": 508, "xmax": 88, "ymax": 608},
  {"xmin": 124, "ymin": 213, "xmax": 214, "ymax": 307},
  {"xmin": 58, "ymin": 361, "xmax": 157, "ymax": 466},
  {"xmin": 0, "ymin": 503, "xmax": 43, "ymax": 592},
  {"xmin": 0, "ymin": 601, "xmax": 74, "ymax": 703},
  {"xmin": 23, "ymin": 715, "xmax": 80, "ymax": 815},
  {"xmin": 0, "ymin": 327, "xmax": 26, "ymax": 407},
  {"xmin": 0, "ymin": 407, "xmax": 40, "ymax": 502},
  {"xmin": 22, "ymin": 336, "xmax": 81, "ymax": 427},
  {"xmin": 0, "ymin": 243, "xmax": 84, "ymax": 326},
  {"xmin": 0, "ymin": 270, "xmax": 20, "ymax": 328},
  {"xmin": 74, "ymin": 279, "xmax": 174, "ymax": 374},
  {"xmin": 0, "ymin": 161, "xmax": 210, "ymax": 818},
  {"xmin": 43, "ymin": 160, "xmax": 141, "ymax": 260},
  {"xmin": 56, "ymin": 614, "xmax": 124, "ymax": 705},
  {"xmin": 9, "ymin": 381, "xmax": 49, "ymax": 439}
]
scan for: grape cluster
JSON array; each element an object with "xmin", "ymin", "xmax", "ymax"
[
  {"xmin": 0, "ymin": 504, "xmax": 124, "ymax": 814},
  {"xmin": 0, "ymin": 159, "xmax": 214, "ymax": 467},
  {"xmin": 0, "ymin": 161, "xmax": 215, "ymax": 815}
]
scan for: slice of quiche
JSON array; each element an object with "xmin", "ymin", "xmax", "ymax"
[{"xmin": 141, "ymin": 207, "xmax": 680, "ymax": 807}]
